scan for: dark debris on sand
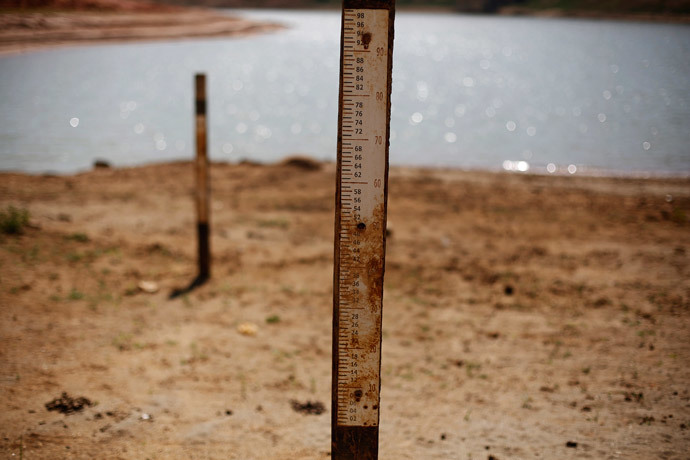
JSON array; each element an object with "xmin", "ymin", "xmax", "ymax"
[
  {"xmin": 45, "ymin": 392, "xmax": 93, "ymax": 415},
  {"xmin": 290, "ymin": 399, "xmax": 326, "ymax": 415}
]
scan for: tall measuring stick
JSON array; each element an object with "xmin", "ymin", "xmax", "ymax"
[
  {"xmin": 195, "ymin": 73, "xmax": 210, "ymax": 280},
  {"xmin": 332, "ymin": 2, "xmax": 395, "ymax": 459}
]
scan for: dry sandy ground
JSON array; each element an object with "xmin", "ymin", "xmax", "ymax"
[
  {"xmin": 0, "ymin": 160, "xmax": 689, "ymax": 459},
  {"xmin": 0, "ymin": 9, "xmax": 282, "ymax": 56}
]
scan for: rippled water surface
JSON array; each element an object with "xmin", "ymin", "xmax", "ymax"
[{"xmin": 1, "ymin": 10, "xmax": 689, "ymax": 174}]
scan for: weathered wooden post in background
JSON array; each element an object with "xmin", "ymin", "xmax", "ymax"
[
  {"xmin": 331, "ymin": 1, "xmax": 395, "ymax": 459},
  {"xmin": 195, "ymin": 73, "xmax": 210, "ymax": 281}
]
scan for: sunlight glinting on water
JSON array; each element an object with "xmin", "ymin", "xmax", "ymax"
[{"xmin": 0, "ymin": 10, "xmax": 688, "ymax": 175}]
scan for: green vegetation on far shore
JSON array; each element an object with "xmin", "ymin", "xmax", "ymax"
[{"xmin": 152, "ymin": 0, "xmax": 690, "ymax": 16}]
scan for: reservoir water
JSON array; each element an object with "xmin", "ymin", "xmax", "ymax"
[{"xmin": 0, "ymin": 9, "xmax": 689, "ymax": 175}]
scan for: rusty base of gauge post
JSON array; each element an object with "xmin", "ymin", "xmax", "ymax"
[
  {"xmin": 197, "ymin": 222, "xmax": 210, "ymax": 280},
  {"xmin": 332, "ymin": 426, "xmax": 379, "ymax": 460}
]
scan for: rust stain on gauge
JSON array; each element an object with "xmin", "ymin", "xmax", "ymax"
[
  {"xmin": 362, "ymin": 32, "xmax": 372, "ymax": 49},
  {"xmin": 335, "ymin": 200, "xmax": 387, "ymax": 427},
  {"xmin": 364, "ymin": 202, "xmax": 385, "ymax": 314}
]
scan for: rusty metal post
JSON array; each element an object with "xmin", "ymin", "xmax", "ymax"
[
  {"xmin": 332, "ymin": 1, "xmax": 395, "ymax": 459},
  {"xmin": 195, "ymin": 73, "xmax": 210, "ymax": 280}
]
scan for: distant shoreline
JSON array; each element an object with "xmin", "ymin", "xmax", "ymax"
[
  {"xmin": 204, "ymin": 4, "xmax": 690, "ymax": 24},
  {"xmin": 0, "ymin": 8, "xmax": 284, "ymax": 56},
  {"xmin": 1, "ymin": 5, "xmax": 688, "ymax": 58},
  {"xmin": 217, "ymin": 4, "xmax": 690, "ymax": 24},
  {"xmin": 3, "ymin": 157, "xmax": 688, "ymax": 181},
  {"xmin": 495, "ymin": 6, "xmax": 690, "ymax": 24}
]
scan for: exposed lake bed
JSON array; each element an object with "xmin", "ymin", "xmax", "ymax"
[{"xmin": 1, "ymin": 159, "xmax": 689, "ymax": 458}]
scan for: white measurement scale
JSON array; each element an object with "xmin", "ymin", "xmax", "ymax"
[{"xmin": 332, "ymin": 3, "xmax": 394, "ymax": 458}]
